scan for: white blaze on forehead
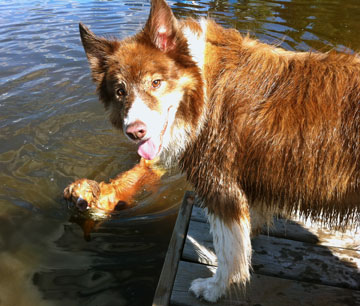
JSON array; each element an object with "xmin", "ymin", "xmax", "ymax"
[
  {"xmin": 123, "ymin": 76, "xmax": 191, "ymax": 161},
  {"xmin": 124, "ymin": 92, "xmax": 162, "ymax": 134}
]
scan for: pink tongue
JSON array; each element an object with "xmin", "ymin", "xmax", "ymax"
[{"xmin": 137, "ymin": 138, "xmax": 160, "ymax": 160}]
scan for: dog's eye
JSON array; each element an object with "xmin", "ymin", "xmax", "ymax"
[
  {"xmin": 116, "ymin": 88, "xmax": 126, "ymax": 97},
  {"xmin": 151, "ymin": 79, "xmax": 162, "ymax": 89}
]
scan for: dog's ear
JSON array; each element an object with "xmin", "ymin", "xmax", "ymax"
[
  {"xmin": 144, "ymin": 0, "xmax": 179, "ymax": 52},
  {"xmin": 79, "ymin": 23, "xmax": 118, "ymax": 83}
]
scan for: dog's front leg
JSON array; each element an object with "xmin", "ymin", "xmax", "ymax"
[{"xmin": 189, "ymin": 204, "xmax": 252, "ymax": 302}]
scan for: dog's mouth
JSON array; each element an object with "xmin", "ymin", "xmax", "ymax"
[{"xmin": 136, "ymin": 107, "xmax": 171, "ymax": 160}]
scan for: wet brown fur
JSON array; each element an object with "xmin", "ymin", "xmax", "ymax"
[
  {"xmin": 182, "ymin": 20, "xmax": 360, "ymax": 227},
  {"xmin": 79, "ymin": 1, "xmax": 360, "ymax": 229}
]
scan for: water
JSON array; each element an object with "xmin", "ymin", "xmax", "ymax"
[{"xmin": 0, "ymin": 0, "xmax": 359, "ymax": 305}]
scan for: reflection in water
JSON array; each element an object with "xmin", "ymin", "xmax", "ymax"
[
  {"xmin": 69, "ymin": 212, "xmax": 98, "ymax": 242},
  {"xmin": 0, "ymin": 0, "xmax": 360, "ymax": 305}
]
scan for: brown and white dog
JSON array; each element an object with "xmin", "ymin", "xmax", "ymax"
[{"xmin": 78, "ymin": 0, "xmax": 360, "ymax": 302}]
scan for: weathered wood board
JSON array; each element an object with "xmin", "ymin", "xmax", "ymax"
[
  {"xmin": 183, "ymin": 218, "xmax": 360, "ymax": 289},
  {"xmin": 154, "ymin": 195, "xmax": 360, "ymax": 305},
  {"xmin": 153, "ymin": 191, "xmax": 195, "ymax": 306},
  {"xmin": 171, "ymin": 261, "xmax": 360, "ymax": 306}
]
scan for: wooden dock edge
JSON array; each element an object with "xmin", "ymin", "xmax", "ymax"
[{"xmin": 152, "ymin": 191, "xmax": 195, "ymax": 306}]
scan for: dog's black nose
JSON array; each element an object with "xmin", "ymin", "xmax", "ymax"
[
  {"xmin": 126, "ymin": 121, "xmax": 147, "ymax": 140},
  {"xmin": 76, "ymin": 198, "xmax": 88, "ymax": 211}
]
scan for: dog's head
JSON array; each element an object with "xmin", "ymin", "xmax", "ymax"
[{"xmin": 79, "ymin": 0, "xmax": 205, "ymax": 161}]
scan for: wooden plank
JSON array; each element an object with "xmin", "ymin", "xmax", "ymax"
[
  {"xmin": 152, "ymin": 191, "xmax": 195, "ymax": 306},
  {"xmin": 170, "ymin": 261, "xmax": 360, "ymax": 306},
  {"xmin": 183, "ymin": 219, "xmax": 360, "ymax": 289},
  {"xmin": 190, "ymin": 203, "xmax": 207, "ymax": 223},
  {"xmin": 191, "ymin": 205, "xmax": 360, "ymax": 249},
  {"xmin": 269, "ymin": 218, "xmax": 360, "ymax": 250}
]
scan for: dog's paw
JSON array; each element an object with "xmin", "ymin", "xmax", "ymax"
[{"xmin": 189, "ymin": 277, "xmax": 225, "ymax": 303}]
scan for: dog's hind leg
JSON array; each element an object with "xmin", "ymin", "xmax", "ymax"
[{"xmin": 189, "ymin": 199, "xmax": 252, "ymax": 302}]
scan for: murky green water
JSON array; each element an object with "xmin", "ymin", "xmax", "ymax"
[{"xmin": 1, "ymin": 0, "xmax": 359, "ymax": 305}]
